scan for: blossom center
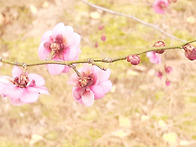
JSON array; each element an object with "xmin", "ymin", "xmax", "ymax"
[
  {"xmin": 13, "ymin": 73, "xmax": 29, "ymax": 88},
  {"xmin": 79, "ymin": 73, "xmax": 94, "ymax": 88},
  {"xmin": 44, "ymin": 34, "xmax": 67, "ymax": 58}
]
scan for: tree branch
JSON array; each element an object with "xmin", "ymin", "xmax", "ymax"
[{"xmin": 81, "ymin": 0, "xmax": 186, "ymax": 43}]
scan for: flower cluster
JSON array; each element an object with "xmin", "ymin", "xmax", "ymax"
[
  {"xmin": 156, "ymin": 65, "xmax": 173, "ymax": 86},
  {"xmin": 0, "ymin": 23, "xmax": 112, "ymax": 106},
  {"xmin": 0, "ymin": 20, "xmax": 194, "ymax": 106}
]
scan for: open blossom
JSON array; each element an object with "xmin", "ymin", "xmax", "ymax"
[
  {"xmin": 0, "ymin": 66, "xmax": 49, "ymax": 106},
  {"xmin": 38, "ymin": 22, "xmax": 81, "ymax": 75},
  {"xmin": 153, "ymin": 0, "xmax": 169, "ymax": 14},
  {"xmin": 68, "ymin": 64, "xmax": 112, "ymax": 106},
  {"xmin": 146, "ymin": 51, "xmax": 162, "ymax": 64}
]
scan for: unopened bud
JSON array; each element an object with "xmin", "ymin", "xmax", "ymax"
[
  {"xmin": 153, "ymin": 41, "xmax": 165, "ymax": 54},
  {"xmin": 127, "ymin": 55, "xmax": 140, "ymax": 65},
  {"xmin": 156, "ymin": 70, "xmax": 163, "ymax": 79},
  {"xmin": 98, "ymin": 25, "xmax": 104, "ymax": 30},
  {"xmin": 101, "ymin": 34, "xmax": 106, "ymax": 41},
  {"xmin": 165, "ymin": 80, "xmax": 171, "ymax": 86},
  {"xmin": 183, "ymin": 44, "xmax": 196, "ymax": 61},
  {"xmin": 165, "ymin": 66, "xmax": 172, "ymax": 74}
]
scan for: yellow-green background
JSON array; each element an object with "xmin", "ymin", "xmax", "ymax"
[{"xmin": 0, "ymin": 0, "xmax": 196, "ymax": 146}]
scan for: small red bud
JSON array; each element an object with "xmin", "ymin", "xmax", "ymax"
[
  {"xmin": 127, "ymin": 55, "xmax": 140, "ymax": 65},
  {"xmin": 94, "ymin": 42, "xmax": 98, "ymax": 48},
  {"xmin": 165, "ymin": 66, "xmax": 172, "ymax": 74},
  {"xmin": 156, "ymin": 71, "xmax": 163, "ymax": 79},
  {"xmin": 183, "ymin": 44, "xmax": 196, "ymax": 61},
  {"xmin": 156, "ymin": 49, "xmax": 165, "ymax": 54},
  {"xmin": 165, "ymin": 80, "xmax": 171, "ymax": 86},
  {"xmin": 153, "ymin": 41, "xmax": 165, "ymax": 54},
  {"xmin": 101, "ymin": 34, "xmax": 106, "ymax": 41},
  {"xmin": 98, "ymin": 25, "xmax": 104, "ymax": 30}
]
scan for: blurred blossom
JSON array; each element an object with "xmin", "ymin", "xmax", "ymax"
[
  {"xmin": 156, "ymin": 70, "xmax": 163, "ymax": 79},
  {"xmin": 153, "ymin": 0, "xmax": 169, "ymax": 14},
  {"xmin": 94, "ymin": 42, "xmax": 99, "ymax": 48},
  {"xmin": 165, "ymin": 80, "xmax": 171, "ymax": 86},
  {"xmin": 127, "ymin": 55, "xmax": 140, "ymax": 65},
  {"xmin": 68, "ymin": 64, "xmax": 112, "ymax": 106},
  {"xmin": 165, "ymin": 66, "xmax": 172, "ymax": 73},
  {"xmin": 38, "ymin": 22, "xmax": 81, "ymax": 75},
  {"xmin": 101, "ymin": 34, "xmax": 106, "ymax": 41},
  {"xmin": 0, "ymin": 66, "xmax": 49, "ymax": 106},
  {"xmin": 146, "ymin": 51, "xmax": 162, "ymax": 64},
  {"xmin": 98, "ymin": 25, "xmax": 104, "ymax": 30}
]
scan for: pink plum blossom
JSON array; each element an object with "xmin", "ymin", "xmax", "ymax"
[
  {"xmin": 68, "ymin": 64, "xmax": 112, "ymax": 106},
  {"xmin": 153, "ymin": 0, "xmax": 169, "ymax": 14},
  {"xmin": 146, "ymin": 51, "xmax": 162, "ymax": 64},
  {"xmin": 38, "ymin": 22, "xmax": 81, "ymax": 75},
  {"xmin": 0, "ymin": 66, "xmax": 49, "ymax": 106}
]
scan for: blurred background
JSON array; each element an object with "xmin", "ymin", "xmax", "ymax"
[{"xmin": 0, "ymin": 0, "xmax": 196, "ymax": 146}]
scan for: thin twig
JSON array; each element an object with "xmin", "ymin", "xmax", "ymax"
[
  {"xmin": 81, "ymin": 0, "xmax": 186, "ymax": 43},
  {"xmin": 0, "ymin": 40, "xmax": 195, "ymax": 69}
]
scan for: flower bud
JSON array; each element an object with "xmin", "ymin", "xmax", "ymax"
[
  {"xmin": 153, "ymin": 41, "xmax": 165, "ymax": 54},
  {"xmin": 165, "ymin": 66, "xmax": 172, "ymax": 74},
  {"xmin": 156, "ymin": 70, "xmax": 163, "ymax": 79},
  {"xmin": 101, "ymin": 34, "xmax": 106, "ymax": 41},
  {"xmin": 183, "ymin": 44, "xmax": 196, "ymax": 61},
  {"xmin": 127, "ymin": 55, "xmax": 140, "ymax": 65},
  {"xmin": 165, "ymin": 80, "xmax": 171, "ymax": 86},
  {"xmin": 98, "ymin": 25, "xmax": 104, "ymax": 30}
]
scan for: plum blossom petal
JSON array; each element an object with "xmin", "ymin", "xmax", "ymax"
[
  {"xmin": 62, "ymin": 66, "xmax": 71, "ymax": 73},
  {"xmin": 28, "ymin": 73, "xmax": 45, "ymax": 86},
  {"xmin": 9, "ymin": 98, "xmax": 23, "ymax": 106},
  {"xmin": 73, "ymin": 87, "xmax": 82, "ymax": 100},
  {"xmin": 20, "ymin": 89, "xmax": 39, "ymax": 103},
  {"xmin": 147, "ymin": 51, "xmax": 162, "ymax": 64},
  {"xmin": 12, "ymin": 66, "xmax": 23, "ymax": 78},
  {"xmin": 81, "ymin": 90, "xmax": 94, "ymax": 106},
  {"xmin": 28, "ymin": 87, "xmax": 49, "ymax": 95},
  {"xmin": 38, "ymin": 43, "xmax": 50, "ymax": 60},
  {"xmin": 47, "ymin": 64, "xmax": 65, "ymax": 75},
  {"xmin": 68, "ymin": 74, "xmax": 80, "ymax": 86},
  {"xmin": 41, "ymin": 30, "xmax": 52, "ymax": 42},
  {"xmin": 91, "ymin": 80, "xmax": 112, "ymax": 99},
  {"xmin": 4, "ymin": 85, "xmax": 23, "ymax": 100},
  {"xmin": 92, "ymin": 66, "xmax": 111, "ymax": 84}
]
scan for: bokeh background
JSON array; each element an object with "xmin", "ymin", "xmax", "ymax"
[{"xmin": 0, "ymin": 0, "xmax": 196, "ymax": 146}]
